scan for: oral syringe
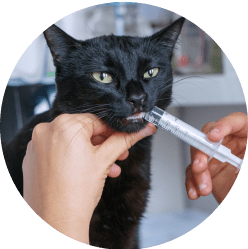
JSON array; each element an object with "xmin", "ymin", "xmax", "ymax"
[{"xmin": 143, "ymin": 106, "xmax": 243, "ymax": 170}]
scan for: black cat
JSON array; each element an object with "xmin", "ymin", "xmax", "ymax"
[{"xmin": 3, "ymin": 17, "xmax": 185, "ymax": 249}]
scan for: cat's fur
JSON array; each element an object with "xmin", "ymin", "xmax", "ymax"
[{"xmin": 3, "ymin": 17, "xmax": 185, "ymax": 249}]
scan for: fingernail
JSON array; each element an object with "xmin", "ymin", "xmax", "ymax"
[
  {"xmin": 193, "ymin": 159, "xmax": 200, "ymax": 165},
  {"xmin": 188, "ymin": 188, "xmax": 198, "ymax": 199},
  {"xmin": 142, "ymin": 125, "xmax": 156, "ymax": 137},
  {"xmin": 209, "ymin": 128, "xmax": 220, "ymax": 134},
  {"xmin": 199, "ymin": 183, "xmax": 207, "ymax": 191}
]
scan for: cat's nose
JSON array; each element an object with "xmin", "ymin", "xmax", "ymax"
[{"xmin": 127, "ymin": 92, "xmax": 147, "ymax": 110}]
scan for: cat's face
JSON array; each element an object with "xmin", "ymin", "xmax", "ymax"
[{"xmin": 44, "ymin": 18, "xmax": 185, "ymax": 133}]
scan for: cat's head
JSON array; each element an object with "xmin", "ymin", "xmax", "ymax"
[{"xmin": 44, "ymin": 17, "xmax": 185, "ymax": 133}]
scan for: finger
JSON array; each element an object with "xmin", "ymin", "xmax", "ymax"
[
  {"xmin": 117, "ymin": 150, "xmax": 129, "ymax": 161},
  {"xmin": 201, "ymin": 121, "xmax": 216, "ymax": 134},
  {"xmin": 212, "ymin": 164, "xmax": 238, "ymax": 203},
  {"xmin": 190, "ymin": 146, "xmax": 209, "ymax": 174},
  {"xmin": 207, "ymin": 112, "xmax": 248, "ymax": 142},
  {"xmin": 193, "ymin": 169, "xmax": 212, "ymax": 196},
  {"xmin": 31, "ymin": 122, "xmax": 50, "ymax": 141},
  {"xmin": 84, "ymin": 116, "xmax": 115, "ymax": 137},
  {"xmin": 187, "ymin": 181, "xmax": 200, "ymax": 200},
  {"xmin": 190, "ymin": 147, "xmax": 213, "ymax": 196},
  {"xmin": 52, "ymin": 113, "xmax": 111, "ymax": 141},
  {"xmin": 97, "ymin": 123, "xmax": 156, "ymax": 166},
  {"xmin": 91, "ymin": 135, "xmax": 107, "ymax": 146},
  {"xmin": 91, "ymin": 138, "xmax": 130, "ymax": 162},
  {"xmin": 107, "ymin": 164, "xmax": 121, "ymax": 178},
  {"xmin": 190, "ymin": 145, "xmax": 214, "ymax": 195},
  {"xmin": 185, "ymin": 165, "xmax": 199, "ymax": 200}
]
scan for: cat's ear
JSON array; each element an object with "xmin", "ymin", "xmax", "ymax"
[
  {"xmin": 43, "ymin": 24, "xmax": 80, "ymax": 65},
  {"xmin": 151, "ymin": 17, "xmax": 185, "ymax": 49}
]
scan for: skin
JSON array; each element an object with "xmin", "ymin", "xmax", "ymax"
[
  {"xmin": 186, "ymin": 112, "xmax": 248, "ymax": 204},
  {"xmin": 22, "ymin": 113, "xmax": 156, "ymax": 244},
  {"xmin": 22, "ymin": 112, "xmax": 247, "ymax": 244}
]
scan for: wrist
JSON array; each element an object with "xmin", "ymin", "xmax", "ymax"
[
  {"xmin": 33, "ymin": 195, "xmax": 94, "ymax": 244},
  {"xmin": 42, "ymin": 208, "xmax": 92, "ymax": 243}
]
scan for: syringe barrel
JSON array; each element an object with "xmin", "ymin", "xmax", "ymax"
[{"xmin": 144, "ymin": 107, "xmax": 220, "ymax": 157}]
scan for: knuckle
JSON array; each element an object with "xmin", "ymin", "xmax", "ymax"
[
  {"xmin": 53, "ymin": 114, "xmax": 71, "ymax": 128},
  {"xmin": 51, "ymin": 114, "xmax": 92, "ymax": 143},
  {"xmin": 32, "ymin": 123, "xmax": 46, "ymax": 141},
  {"xmin": 124, "ymin": 135, "xmax": 134, "ymax": 150},
  {"xmin": 202, "ymin": 122, "xmax": 215, "ymax": 134}
]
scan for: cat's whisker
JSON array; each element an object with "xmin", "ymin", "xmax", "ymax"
[
  {"xmin": 170, "ymin": 80, "xmax": 203, "ymax": 97},
  {"xmin": 65, "ymin": 104, "xmax": 112, "ymax": 114},
  {"xmin": 80, "ymin": 107, "xmax": 110, "ymax": 114},
  {"xmin": 157, "ymin": 75, "xmax": 213, "ymax": 97},
  {"xmin": 55, "ymin": 113, "xmax": 89, "ymax": 131},
  {"xmin": 157, "ymin": 84, "xmax": 172, "ymax": 93},
  {"xmin": 104, "ymin": 114, "xmax": 114, "ymax": 126},
  {"xmin": 171, "ymin": 93, "xmax": 191, "ymax": 105},
  {"xmin": 79, "ymin": 112, "xmax": 116, "ymax": 134},
  {"xmin": 172, "ymin": 75, "xmax": 219, "ymax": 91},
  {"xmin": 64, "ymin": 112, "xmax": 113, "ymax": 149},
  {"xmin": 103, "ymin": 113, "xmax": 115, "ymax": 126}
]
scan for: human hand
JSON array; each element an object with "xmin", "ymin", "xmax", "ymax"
[
  {"xmin": 185, "ymin": 112, "xmax": 247, "ymax": 204},
  {"xmin": 22, "ymin": 113, "xmax": 156, "ymax": 243}
]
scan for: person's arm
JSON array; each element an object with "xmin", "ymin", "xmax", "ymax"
[
  {"xmin": 185, "ymin": 112, "xmax": 247, "ymax": 204},
  {"xmin": 22, "ymin": 113, "xmax": 156, "ymax": 244}
]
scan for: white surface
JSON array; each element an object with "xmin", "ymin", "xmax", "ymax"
[{"xmin": 140, "ymin": 208, "xmax": 210, "ymax": 248}]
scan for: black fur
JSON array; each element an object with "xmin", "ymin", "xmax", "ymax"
[{"xmin": 3, "ymin": 17, "xmax": 185, "ymax": 249}]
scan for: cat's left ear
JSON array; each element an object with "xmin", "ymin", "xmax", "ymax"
[
  {"xmin": 151, "ymin": 17, "xmax": 185, "ymax": 49},
  {"xmin": 43, "ymin": 24, "xmax": 81, "ymax": 66}
]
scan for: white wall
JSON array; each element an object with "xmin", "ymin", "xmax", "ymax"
[{"xmin": 146, "ymin": 107, "xmax": 186, "ymax": 214}]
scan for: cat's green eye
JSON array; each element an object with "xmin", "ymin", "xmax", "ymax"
[
  {"xmin": 144, "ymin": 68, "xmax": 159, "ymax": 79},
  {"xmin": 92, "ymin": 72, "xmax": 113, "ymax": 84}
]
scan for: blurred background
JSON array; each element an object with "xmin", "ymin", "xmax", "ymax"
[{"xmin": 1, "ymin": 2, "xmax": 246, "ymax": 248}]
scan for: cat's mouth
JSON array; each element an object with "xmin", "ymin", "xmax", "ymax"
[{"xmin": 120, "ymin": 112, "xmax": 146, "ymax": 126}]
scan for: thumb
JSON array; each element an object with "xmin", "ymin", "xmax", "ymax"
[{"xmin": 96, "ymin": 123, "xmax": 156, "ymax": 166}]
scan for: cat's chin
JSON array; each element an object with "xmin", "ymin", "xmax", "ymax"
[
  {"xmin": 107, "ymin": 117, "xmax": 147, "ymax": 134},
  {"xmin": 115, "ymin": 121, "xmax": 148, "ymax": 134}
]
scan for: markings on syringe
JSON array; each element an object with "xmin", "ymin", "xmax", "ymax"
[
  {"xmin": 159, "ymin": 120, "xmax": 170, "ymax": 130},
  {"xmin": 159, "ymin": 121, "xmax": 181, "ymax": 135},
  {"xmin": 158, "ymin": 119, "xmax": 209, "ymax": 148},
  {"xmin": 182, "ymin": 132, "xmax": 202, "ymax": 147},
  {"xmin": 174, "ymin": 126, "xmax": 180, "ymax": 134},
  {"xmin": 147, "ymin": 116, "xmax": 155, "ymax": 123}
]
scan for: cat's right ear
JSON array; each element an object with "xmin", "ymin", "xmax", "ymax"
[
  {"xmin": 150, "ymin": 17, "xmax": 185, "ymax": 50},
  {"xmin": 43, "ymin": 25, "xmax": 80, "ymax": 66}
]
